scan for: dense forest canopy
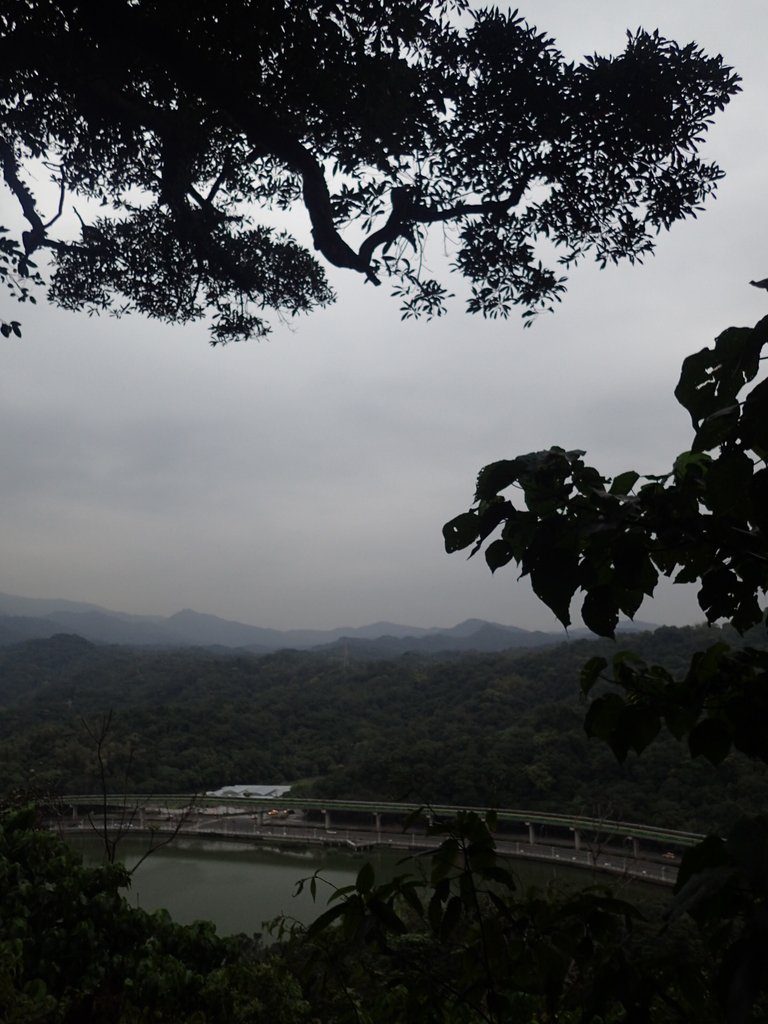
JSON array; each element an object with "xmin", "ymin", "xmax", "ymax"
[
  {"xmin": 2, "ymin": 627, "xmax": 767, "ymax": 834},
  {"xmin": 3, "ymin": 623, "xmax": 765, "ymax": 1021},
  {"xmin": 0, "ymin": 1, "xmax": 739, "ymax": 340}
]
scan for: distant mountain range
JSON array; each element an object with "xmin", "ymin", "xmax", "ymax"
[{"xmin": 0, "ymin": 591, "xmax": 657, "ymax": 655}]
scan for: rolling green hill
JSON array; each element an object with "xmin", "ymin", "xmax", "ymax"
[{"xmin": 2, "ymin": 624, "xmax": 766, "ymax": 834}]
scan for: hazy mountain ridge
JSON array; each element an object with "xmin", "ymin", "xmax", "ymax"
[
  {"xmin": 315, "ymin": 622, "xmax": 560, "ymax": 658},
  {"xmin": 0, "ymin": 592, "xmax": 656, "ymax": 654}
]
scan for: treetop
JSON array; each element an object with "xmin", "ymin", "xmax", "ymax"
[{"xmin": 0, "ymin": 2, "xmax": 740, "ymax": 341}]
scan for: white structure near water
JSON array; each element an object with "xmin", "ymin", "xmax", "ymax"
[{"xmin": 205, "ymin": 784, "xmax": 292, "ymax": 799}]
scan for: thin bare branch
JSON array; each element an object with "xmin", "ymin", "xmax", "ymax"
[
  {"xmin": 44, "ymin": 174, "xmax": 67, "ymax": 231},
  {"xmin": 129, "ymin": 797, "xmax": 198, "ymax": 875}
]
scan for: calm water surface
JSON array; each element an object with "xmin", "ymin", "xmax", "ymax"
[
  {"xmin": 67, "ymin": 834, "xmax": 656, "ymax": 939},
  {"xmin": 69, "ymin": 835, "xmax": 409, "ymax": 937}
]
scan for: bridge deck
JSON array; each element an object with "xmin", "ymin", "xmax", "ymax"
[{"xmin": 63, "ymin": 793, "xmax": 703, "ymax": 849}]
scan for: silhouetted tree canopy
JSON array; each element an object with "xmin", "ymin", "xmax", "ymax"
[{"xmin": 1, "ymin": 1, "xmax": 739, "ymax": 340}]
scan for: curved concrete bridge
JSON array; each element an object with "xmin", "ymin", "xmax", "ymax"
[{"xmin": 62, "ymin": 793, "xmax": 702, "ymax": 886}]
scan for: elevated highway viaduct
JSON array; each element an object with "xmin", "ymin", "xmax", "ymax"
[{"xmin": 62, "ymin": 794, "xmax": 701, "ymax": 882}]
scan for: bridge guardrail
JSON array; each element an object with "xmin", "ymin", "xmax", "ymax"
[{"xmin": 62, "ymin": 793, "xmax": 704, "ymax": 848}]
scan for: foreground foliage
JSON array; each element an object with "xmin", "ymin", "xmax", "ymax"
[
  {"xmin": 286, "ymin": 809, "xmax": 729, "ymax": 1024},
  {"xmin": 0, "ymin": 807, "xmax": 308, "ymax": 1024},
  {"xmin": 446, "ymin": 307, "xmax": 768, "ymax": 1020},
  {"xmin": 446, "ymin": 312, "xmax": 768, "ymax": 767},
  {"xmin": 0, "ymin": 805, "xmax": 728, "ymax": 1024}
]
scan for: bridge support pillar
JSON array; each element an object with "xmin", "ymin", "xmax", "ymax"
[
  {"xmin": 259, "ymin": 810, "xmax": 265, "ymax": 827},
  {"xmin": 324, "ymin": 810, "xmax": 331, "ymax": 830},
  {"xmin": 632, "ymin": 837, "xmax": 639, "ymax": 858},
  {"xmin": 527, "ymin": 823, "xmax": 536, "ymax": 845},
  {"xmin": 138, "ymin": 808, "xmax": 144, "ymax": 829},
  {"xmin": 572, "ymin": 829, "xmax": 581, "ymax": 851},
  {"xmin": 374, "ymin": 813, "xmax": 381, "ymax": 832},
  {"xmin": 72, "ymin": 805, "xmax": 77, "ymax": 820}
]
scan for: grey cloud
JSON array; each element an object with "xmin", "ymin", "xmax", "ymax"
[{"xmin": 0, "ymin": 0, "xmax": 764, "ymax": 632}]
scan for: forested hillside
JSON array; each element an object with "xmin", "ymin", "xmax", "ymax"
[{"xmin": 2, "ymin": 625, "xmax": 766, "ymax": 833}]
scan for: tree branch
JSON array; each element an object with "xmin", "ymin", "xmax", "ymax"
[
  {"xmin": 0, "ymin": 138, "xmax": 78, "ymax": 272},
  {"xmin": 411, "ymin": 185, "xmax": 530, "ymax": 225},
  {"xmin": 357, "ymin": 181, "xmax": 530, "ymax": 271},
  {"xmin": 129, "ymin": 797, "xmax": 198, "ymax": 875},
  {"xmin": 230, "ymin": 111, "xmax": 380, "ymax": 281},
  {"xmin": 44, "ymin": 170, "xmax": 67, "ymax": 230},
  {"xmin": 4, "ymin": 43, "xmax": 529, "ymax": 301},
  {"xmin": 0, "ymin": 137, "xmax": 48, "ymax": 270},
  {"xmin": 81, "ymin": 74, "xmax": 378, "ymax": 285}
]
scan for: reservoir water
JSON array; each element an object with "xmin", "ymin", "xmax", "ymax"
[
  {"xmin": 67, "ymin": 833, "xmax": 658, "ymax": 939},
  {"xmin": 68, "ymin": 834, "xmax": 408, "ymax": 937}
]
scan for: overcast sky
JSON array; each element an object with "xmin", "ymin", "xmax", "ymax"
[{"xmin": 1, "ymin": 1, "xmax": 767, "ymax": 632}]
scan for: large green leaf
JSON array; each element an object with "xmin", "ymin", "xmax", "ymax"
[
  {"xmin": 304, "ymin": 901, "xmax": 347, "ymax": 938},
  {"xmin": 580, "ymin": 655, "xmax": 608, "ymax": 696},
  {"xmin": 728, "ymin": 694, "xmax": 768, "ymax": 761},
  {"xmin": 674, "ymin": 347, "xmax": 720, "ymax": 425},
  {"xmin": 525, "ymin": 534, "xmax": 579, "ymax": 628},
  {"xmin": 673, "ymin": 834, "xmax": 731, "ymax": 897},
  {"xmin": 485, "ymin": 538, "xmax": 514, "ymax": 573},
  {"xmin": 726, "ymin": 816, "xmax": 768, "ymax": 892},
  {"xmin": 703, "ymin": 449, "xmax": 753, "ymax": 517},
  {"xmin": 688, "ymin": 716, "xmax": 732, "ymax": 765},
  {"xmin": 474, "ymin": 459, "xmax": 519, "ymax": 500},
  {"xmin": 609, "ymin": 470, "xmax": 639, "ymax": 496},
  {"xmin": 612, "ymin": 534, "xmax": 659, "ymax": 596},
  {"xmin": 356, "ymin": 861, "xmax": 375, "ymax": 895},
  {"xmin": 584, "ymin": 693, "xmax": 625, "ymax": 743},
  {"xmin": 442, "ymin": 512, "xmax": 480, "ymax": 553},
  {"xmin": 673, "ymin": 450, "xmax": 712, "ymax": 479},
  {"xmin": 581, "ymin": 585, "xmax": 619, "ymax": 639},
  {"xmin": 693, "ymin": 403, "xmax": 740, "ymax": 451},
  {"xmin": 439, "ymin": 895, "xmax": 463, "ymax": 941},
  {"xmin": 368, "ymin": 897, "xmax": 407, "ymax": 935},
  {"xmin": 622, "ymin": 705, "xmax": 662, "ymax": 756},
  {"xmin": 675, "ymin": 324, "xmax": 765, "ymax": 426},
  {"xmin": 698, "ymin": 565, "xmax": 740, "ymax": 623},
  {"xmin": 584, "ymin": 694, "xmax": 661, "ymax": 761}
]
